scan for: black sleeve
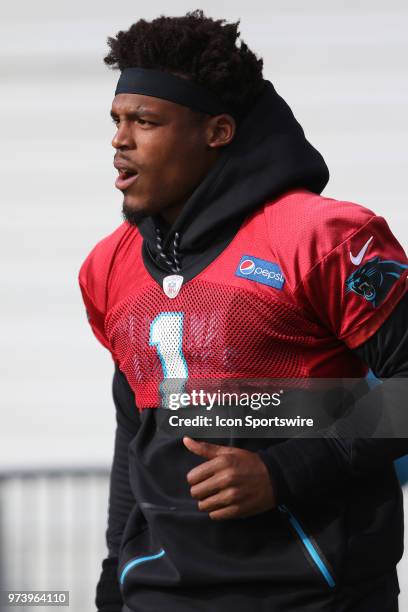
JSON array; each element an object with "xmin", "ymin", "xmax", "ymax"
[
  {"xmin": 257, "ymin": 290, "xmax": 408, "ymax": 506},
  {"xmin": 95, "ymin": 366, "xmax": 141, "ymax": 612}
]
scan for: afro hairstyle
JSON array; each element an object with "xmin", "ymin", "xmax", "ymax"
[{"xmin": 104, "ymin": 9, "xmax": 265, "ymax": 120}]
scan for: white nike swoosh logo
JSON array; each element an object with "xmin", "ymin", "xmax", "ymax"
[{"xmin": 350, "ymin": 235, "xmax": 374, "ymax": 266}]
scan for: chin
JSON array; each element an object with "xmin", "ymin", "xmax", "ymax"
[{"xmin": 121, "ymin": 200, "xmax": 151, "ymax": 226}]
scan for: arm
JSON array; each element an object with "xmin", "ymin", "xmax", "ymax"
[
  {"xmin": 184, "ymin": 301, "xmax": 408, "ymax": 519},
  {"xmin": 95, "ymin": 366, "xmax": 141, "ymax": 612},
  {"xmin": 78, "ymin": 232, "xmax": 141, "ymax": 608},
  {"xmin": 257, "ymin": 290, "xmax": 408, "ymax": 505}
]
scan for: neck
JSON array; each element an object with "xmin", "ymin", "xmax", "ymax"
[{"xmin": 158, "ymin": 201, "xmax": 185, "ymax": 227}]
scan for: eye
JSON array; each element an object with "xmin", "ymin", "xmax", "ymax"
[
  {"xmin": 136, "ymin": 117, "xmax": 156, "ymax": 126},
  {"xmin": 110, "ymin": 116, "xmax": 156, "ymax": 127}
]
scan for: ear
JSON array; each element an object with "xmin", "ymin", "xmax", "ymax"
[{"xmin": 206, "ymin": 114, "xmax": 236, "ymax": 149}]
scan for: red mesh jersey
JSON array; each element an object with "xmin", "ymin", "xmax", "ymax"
[{"xmin": 79, "ymin": 188, "xmax": 408, "ymax": 411}]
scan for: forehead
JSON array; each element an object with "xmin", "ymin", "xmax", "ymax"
[{"xmin": 111, "ymin": 93, "xmax": 189, "ymax": 117}]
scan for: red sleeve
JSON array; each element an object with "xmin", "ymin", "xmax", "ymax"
[
  {"xmin": 78, "ymin": 223, "xmax": 129, "ymax": 353},
  {"xmin": 295, "ymin": 214, "xmax": 408, "ymax": 349},
  {"xmin": 79, "ymin": 252, "xmax": 111, "ymax": 351}
]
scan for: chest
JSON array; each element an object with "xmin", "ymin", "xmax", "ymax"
[{"xmin": 105, "ymin": 224, "xmax": 324, "ymax": 408}]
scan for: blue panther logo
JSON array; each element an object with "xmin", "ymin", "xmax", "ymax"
[{"xmin": 345, "ymin": 256, "xmax": 408, "ymax": 308}]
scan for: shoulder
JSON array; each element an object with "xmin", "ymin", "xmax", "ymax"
[
  {"xmin": 262, "ymin": 188, "xmax": 377, "ymax": 288},
  {"xmin": 78, "ymin": 222, "xmax": 138, "ymax": 311},
  {"xmin": 264, "ymin": 188, "xmax": 376, "ymax": 248}
]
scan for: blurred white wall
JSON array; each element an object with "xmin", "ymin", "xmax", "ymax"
[{"xmin": 1, "ymin": 0, "xmax": 407, "ymax": 607}]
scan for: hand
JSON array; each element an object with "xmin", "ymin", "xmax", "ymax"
[{"xmin": 183, "ymin": 437, "xmax": 277, "ymax": 520}]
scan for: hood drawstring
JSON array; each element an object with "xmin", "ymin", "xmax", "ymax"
[{"xmin": 155, "ymin": 228, "xmax": 182, "ymax": 274}]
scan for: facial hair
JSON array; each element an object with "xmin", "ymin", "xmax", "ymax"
[{"xmin": 122, "ymin": 202, "xmax": 150, "ymax": 226}]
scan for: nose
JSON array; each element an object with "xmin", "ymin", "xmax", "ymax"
[{"xmin": 112, "ymin": 121, "xmax": 135, "ymax": 150}]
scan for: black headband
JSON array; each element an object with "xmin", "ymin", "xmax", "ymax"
[{"xmin": 115, "ymin": 67, "xmax": 230, "ymax": 116}]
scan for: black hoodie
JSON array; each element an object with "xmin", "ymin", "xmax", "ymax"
[{"xmin": 86, "ymin": 80, "xmax": 408, "ymax": 612}]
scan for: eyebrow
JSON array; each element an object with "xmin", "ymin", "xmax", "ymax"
[{"xmin": 110, "ymin": 106, "xmax": 161, "ymax": 120}]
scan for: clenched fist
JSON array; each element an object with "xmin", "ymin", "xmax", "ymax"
[{"xmin": 183, "ymin": 437, "xmax": 277, "ymax": 520}]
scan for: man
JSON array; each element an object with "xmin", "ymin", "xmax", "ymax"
[{"xmin": 79, "ymin": 10, "xmax": 408, "ymax": 612}]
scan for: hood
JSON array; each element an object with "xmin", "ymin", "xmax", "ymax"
[{"xmin": 137, "ymin": 80, "xmax": 329, "ymax": 275}]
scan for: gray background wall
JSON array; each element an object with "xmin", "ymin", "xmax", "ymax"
[{"xmin": 1, "ymin": 0, "xmax": 407, "ymax": 609}]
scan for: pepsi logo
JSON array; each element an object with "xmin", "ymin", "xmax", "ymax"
[
  {"xmin": 235, "ymin": 255, "xmax": 285, "ymax": 290},
  {"xmin": 239, "ymin": 259, "xmax": 255, "ymax": 275}
]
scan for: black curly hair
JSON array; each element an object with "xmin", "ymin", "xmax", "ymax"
[{"xmin": 104, "ymin": 10, "xmax": 264, "ymax": 120}]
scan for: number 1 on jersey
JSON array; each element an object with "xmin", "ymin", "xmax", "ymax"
[{"xmin": 149, "ymin": 312, "xmax": 188, "ymax": 407}]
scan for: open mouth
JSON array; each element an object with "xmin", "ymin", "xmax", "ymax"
[{"xmin": 115, "ymin": 169, "xmax": 139, "ymax": 191}]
